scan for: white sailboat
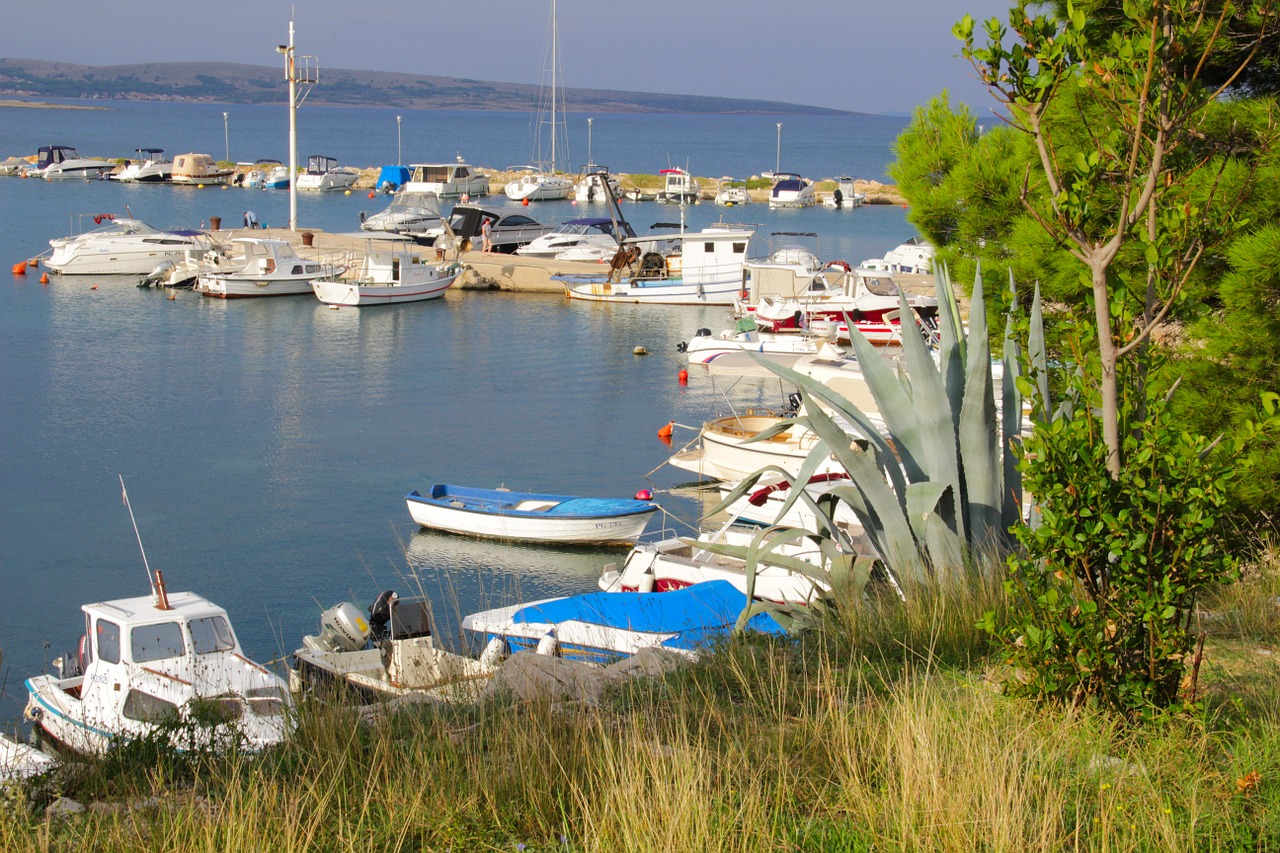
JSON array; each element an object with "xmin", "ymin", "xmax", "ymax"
[{"xmin": 505, "ymin": 0, "xmax": 572, "ymax": 202}]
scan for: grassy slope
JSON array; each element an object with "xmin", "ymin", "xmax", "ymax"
[{"xmin": 4, "ymin": 552, "xmax": 1278, "ymax": 851}]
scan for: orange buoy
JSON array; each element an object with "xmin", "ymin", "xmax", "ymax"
[
  {"xmin": 39, "ymin": 273, "xmax": 49, "ymax": 284},
  {"xmin": 90, "ymin": 284, "xmax": 99, "ymax": 290},
  {"xmin": 657, "ymin": 421, "xmax": 674, "ymax": 439},
  {"xmin": 168, "ymin": 290, "xmax": 177, "ymax": 300},
  {"xmin": 28, "ymin": 258, "xmax": 39, "ymax": 268},
  {"xmin": 677, "ymin": 369, "xmax": 689, "ymax": 384},
  {"xmin": 522, "ymin": 198, "xmax": 529, "ymax": 207},
  {"xmin": 12, "ymin": 261, "xmax": 26, "ymax": 276},
  {"xmin": 368, "ymin": 191, "xmax": 375, "ymax": 199}
]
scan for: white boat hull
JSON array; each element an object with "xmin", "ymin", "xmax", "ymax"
[
  {"xmin": 407, "ymin": 498, "xmax": 653, "ymax": 545},
  {"xmin": 198, "ymin": 275, "xmax": 316, "ymax": 298},
  {"xmin": 504, "ymin": 176, "xmax": 572, "ymax": 201},
  {"xmin": 47, "ymin": 244, "xmax": 200, "ymax": 276},
  {"xmin": 564, "ymin": 277, "xmax": 743, "ymax": 305},
  {"xmin": 312, "ymin": 267, "xmax": 459, "ymax": 306}
]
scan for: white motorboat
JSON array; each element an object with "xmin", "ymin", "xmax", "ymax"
[
  {"xmin": 515, "ymin": 216, "xmax": 635, "ymax": 260},
  {"xmin": 24, "ymin": 573, "xmax": 291, "ymax": 756},
  {"xmin": 739, "ymin": 233, "xmax": 827, "ymax": 303},
  {"xmin": 462, "ymin": 580, "xmax": 785, "ymax": 665},
  {"xmin": 598, "ymin": 525, "xmax": 833, "ymax": 606},
  {"xmin": 406, "ymin": 483, "xmax": 658, "ymax": 546},
  {"xmin": 0, "ymin": 734, "xmax": 57, "ymax": 782},
  {"xmin": 296, "ymin": 155, "xmax": 359, "ymax": 191},
  {"xmin": 46, "ymin": 218, "xmax": 210, "ymax": 276},
  {"xmin": 867, "ymin": 236, "xmax": 935, "ymax": 274},
  {"xmin": 505, "ymin": 1, "xmax": 574, "ymax": 202},
  {"xmin": 714, "ymin": 178, "xmax": 751, "ymax": 206},
  {"xmin": 360, "ymin": 190, "xmax": 444, "ymax": 236},
  {"xmin": 31, "ymin": 145, "xmax": 115, "ymax": 180},
  {"xmin": 312, "ymin": 235, "xmax": 461, "ymax": 306},
  {"xmin": 291, "ymin": 591, "xmax": 493, "ymax": 703},
  {"xmin": 261, "ymin": 165, "xmax": 291, "ymax": 190},
  {"xmin": 405, "ymin": 161, "xmax": 490, "ymax": 198},
  {"xmin": 555, "ymin": 224, "xmax": 755, "ymax": 305},
  {"xmin": 822, "ymin": 175, "xmax": 866, "ymax": 209},
  {"xmin": 668, "ymin": 411, "xmax": 833, "ymax": 482},
  {"xmin": 195, "ymin": 238, "xmax": 340, "ymax": 298},
  {"xmin": 679, "ymin": 328, "xmax": 843, "ymax": 365},
  {"xmin": 113, "ymin": 148, "xmax": 172, "ymax": 183},
  {"xmin": 768, "ymin": 173, "xmax": 817, "ymax": 209},
  {"xmin": 657, "ymin": 167, "xmax": 700, "ymax": 204},
  {"xmin": 573, "ymin": 169, "xmax": 621, "ymax": 203}
]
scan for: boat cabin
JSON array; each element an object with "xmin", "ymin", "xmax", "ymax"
[
  {"xmin": 405, "ymin": 162, "xmax": 490, "ymax": 198},
  {"xmin": 29, "ymin": 589, "xmax": 289, "ymax": 753},
  {"xmin": 227, "ymin": 238, "xmax": 322, "ymax": 277},
  {"xmin": 637, "ymin": 225, "xmax": 752, "ymax": 285},
  {"xmin": 35, "ymin": 146, "xmax": 81, "ymax": 169},
  {"xmin": 171, "ymin": 153, "xmax": 230, "ymax": 184},
  {"xmin": 306, "ymin": 155, "xmax": 341, "ymax": 175}
]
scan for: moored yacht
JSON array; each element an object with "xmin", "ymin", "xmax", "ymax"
[
  {"xmin": 296, "ymin": 155, "xmax": 359, "ymax": 191},
  {"xmin": 405, "ymin": 161, "xmax": 489, "ymax": 198},
  {"xmin": 46, "ymin": 218, "xmax": 209, "ymax": 276},
  {"xmin": 195, "ymin": 238, "xmax": 341, "ymax": 298},
  {"xmin": 30, "ymin": 145, "xmax": 115, "ymax": 180},
  {"xmin": 113, "ymin": 148, "xmax": 172, "ymax": 183}
]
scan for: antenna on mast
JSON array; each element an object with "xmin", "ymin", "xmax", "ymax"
[{"xmin": 120, "ymin": 475, "xmax": 169, "ymax": 609}]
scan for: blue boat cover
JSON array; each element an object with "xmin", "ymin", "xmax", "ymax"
[
  {"xmin": 510, "ymin": 580, "xmax": 785, "ymax": 651},
  {"xmin": 378, "ymin": 166, "xmax": 411, "ymax": 190}
]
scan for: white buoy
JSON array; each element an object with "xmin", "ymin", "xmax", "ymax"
[{"xmin": 633, "ymin": 346, "xmax": 649, "ymax": 356}]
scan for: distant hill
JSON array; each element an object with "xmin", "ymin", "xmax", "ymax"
[{"xmin": 0, "ymin": 58, "xmax": 858, "ymax": 116}]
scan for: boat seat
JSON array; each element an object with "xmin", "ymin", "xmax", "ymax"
[{"xmin": 514, "ymin": 500, "xmax": 558, "ymax": 512}]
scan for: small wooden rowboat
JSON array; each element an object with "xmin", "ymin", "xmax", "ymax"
[{"xmin": 405, "ymin": 484, "xmax": 658, "ymax": 546}]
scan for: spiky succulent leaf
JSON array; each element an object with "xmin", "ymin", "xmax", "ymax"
[
  {"xmin": 958, "ymin": 272, "xmax": 1003, "ymax": 549},
  {"xmin": 1002, "ymin": 269, "xmax": 1025, "ymax": 532}
]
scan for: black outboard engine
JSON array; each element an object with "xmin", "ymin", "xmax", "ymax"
[
  {"xmin": 785, "ymin": 391, "xmax": 803, "ymax": 416},
  {"xmin": 368, "ymin": 590, "xmax": 398, "ymax": 642}
]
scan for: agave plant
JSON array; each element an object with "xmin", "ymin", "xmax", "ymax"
[{"xmin": 706, "ymin": 264, "xmax": 1048, "ymax": 595}]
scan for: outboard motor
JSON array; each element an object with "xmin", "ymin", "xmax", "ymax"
[
  {"xmin": 368, "ymin": 590, "xmax": 398, "ymax": 642},
  {"xmin": 301, "ymin": 602, "xmax": 370, "ymax": 653},
  {"xmin": 145, "ymin": 259, "xmax": 175, "ymax": 285},
  {"xmin": 785, "ymin": 391, "xmax": 803, "ymax": 416}
]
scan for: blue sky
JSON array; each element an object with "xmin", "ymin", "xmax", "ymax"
[{"xmin": 0, "ymin": 0, "xmax": 1016, "ymax": 115}]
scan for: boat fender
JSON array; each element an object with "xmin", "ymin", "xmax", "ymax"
[
  {"xmin": 23, "ymin": 699, "xmax": 41, "ymax": 722},
  {"xmin": 359, "ymin": 211, "xmax": 367, "ymax": 224},
  {"xmin": 824, "ymin": 259, "xmax": 852, "ymax": 273},
  {"xmin": 479, "ymin": 637, "xmax": 508, "ymax": 667},
  {"xmin": 536, "ymin": 630, "xmax": 558, "ymax": 657},
  {"xmin": 635, "ymin": 571, "xmax": 655, "ymax": 594}
]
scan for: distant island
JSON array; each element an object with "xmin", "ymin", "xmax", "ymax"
[{"xmin": 0, "ymin": 58, "xmax": 860, "ymax": 116}]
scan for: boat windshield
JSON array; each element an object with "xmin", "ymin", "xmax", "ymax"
[
  {"xmin": 389, "ymin": 192, "xmax": 441, "ymax": 214},
  {"xmin": 189, "ymin": 615, "xmax": 236, "ymax": 653}
]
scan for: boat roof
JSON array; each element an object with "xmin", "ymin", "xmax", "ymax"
[
  {"xmin": 136, "ymin": 148, "xmax": 164, "ymax": 155},
  {"xmin": 83, "ymin": 590, "xmax": 227, "ymax": 626}
]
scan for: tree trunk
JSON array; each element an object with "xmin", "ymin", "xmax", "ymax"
[{"xmin": 1092, "ymin": 262, "xmax": 1121, "ymax": 477}]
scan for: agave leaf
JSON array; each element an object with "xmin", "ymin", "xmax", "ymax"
[
  {"xmin": 923, "ymin": 510, "xmax": 966, "ymax": 583},
  {"xmin": 958, "ymin": 271, "xmax": 1003, "ymax": 547},
  {"xmin": 934, "ymin": 265, "xmax": 967, "ymax": 414},
  {"xmin": 905, "ymin": 480, "xmax": 951, "ymax": 542},
  {"xmin": 703, "ymin": 464, "xmax": 803, "ymax": 519},
  {"xmin": 1001, "ymin": 269, "xmax": 1024, "ymax": 533}
]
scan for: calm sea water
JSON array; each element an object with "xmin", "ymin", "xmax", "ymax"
[{"xmin": 0, "ymin": 100, "xmax": 915, "ymax": 729}]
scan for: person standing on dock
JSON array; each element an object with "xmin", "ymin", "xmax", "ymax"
[
  {"xmin": 481, "ymin": 217, "xmax": 493, "ymax": 253},
  {"xmin": 243, "ymin": 210, "xmax": 259, "ymax": 229}
]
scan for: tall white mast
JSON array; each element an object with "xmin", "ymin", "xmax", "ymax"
[
  {"xmin": 278, "ymin": 17, "xmax": 317, "ymax": 232},
  {"xmin": 550, "ymin": 0, "xmax": 558, "ymax": 174}
]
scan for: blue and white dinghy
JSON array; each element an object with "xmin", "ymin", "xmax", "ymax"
[
  {"xmin": 406, "ymin": 484, "xmax": 658, "ymax": 546},
  {"xmin": 461, "ymin": 580, "xmax": 786, "ymax": 665}
]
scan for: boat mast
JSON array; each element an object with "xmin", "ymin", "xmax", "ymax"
[{"xmin": 550, "ymin": 0, "xmax": 558, "ymax": 174}]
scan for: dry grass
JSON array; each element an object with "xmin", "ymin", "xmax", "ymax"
[{"xmin": 5, "ymin": 557, "xmax": 1280, "ymax": 851}]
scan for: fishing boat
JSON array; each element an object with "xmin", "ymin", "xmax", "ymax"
[
  {"xmin": 714, "ymin": 177, "xmax": 751, "ymax": 206},
  {"xmin": 46, "ymin": 218, "xmax": 209, "ymax": 276},
  {"xmin": 291, "ymin": 590, "xmax": 493, "ymax": 703},
  {"xmin": 504, "ymin": 0, "xmax": 573, "ymax": 201},
  {"xmin": 822, "ymin": 176, "xmax": 866, "ymax": 209},
  {"xmin": 24, "ymin": 572, "xmax": 291, "ymax": 755},
  {"xmin": 572, "ymin": 168, "xmax": 620, "ymax": 203},
  {"xmin": 359, "ymin": 190, "xmax": 444, "ymax": 236},
  {"xmin": 195, "ymin": 238, "xmax": 340, "ymax": 298},
  {"xmin": 679, "ymin": 327, "xmax": 844, "ymax": 365},
  {"xmin": 311, "ymin": 235, "xmax": 461, "ymax": 306},
  {"xmin": 405, "ymin": 484, "xmax": 657, "ymax": 545},
  {"xmin": 656, "ymin": 167, "xmax": 700, "ymax": 204},
  {"xmin": 461, "ymin": 580, "xmax": 786, "ymax": 665},
  {"xmin": 555, "ymin": 224, "xmax": 755, "ymax": 305}
]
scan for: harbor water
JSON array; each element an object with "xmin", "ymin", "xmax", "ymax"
[{"xmin": 0, "ymin": 100, "xmax": 916, "ymax": 729}]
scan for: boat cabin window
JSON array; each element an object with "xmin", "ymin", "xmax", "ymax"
[
  {"xmin": 95, "ymin": 619, "xmax": 122, "ymax": 664},
  {"xmin": 189, "ymin": 615, "xmax": 236, "ymax": 653},
  {"xmin": 455, "ymin": 167, "xmax": 469, "ymax": 178},
  {"xmin": 131, "ymin": 621, "xmax": 187, "ymax": 662},
  {"xmin": 733, "ymin": 242, "xmax": 747, "ymax": 254},
  {"xmin": 122, "ymin": 689, "xmax": 179, "ymax": 723},
  {"xmin": 291, "ymin": 265, "xmax": 303, "ymax": 275},
  {"xmin": 504, "ymin": 215, "xmax": 537, "ymax": 227}
]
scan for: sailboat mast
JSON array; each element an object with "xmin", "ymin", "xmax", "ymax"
[{"xmin": 550, "ymin": 0, "xmax": 558, "ymax": 173}]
